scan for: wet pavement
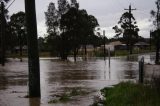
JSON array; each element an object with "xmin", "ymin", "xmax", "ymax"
[{"xmin": 0, "ymin": 53, "xmax": 155, "ymax": 106}]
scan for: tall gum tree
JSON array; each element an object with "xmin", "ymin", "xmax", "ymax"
[
  {"xmin": 113, "ymin": 11, "xmax": 139, "ymax": 54},
  {"xmin": 151, "ymin": 0, "xmax": 160, "ymax": 64},
  {"xmin": 9, "ymin": 11, "xmax": 26, "ymax": 62}
]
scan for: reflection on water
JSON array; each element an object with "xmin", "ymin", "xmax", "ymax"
[
  {"xmin": 0, "ymin": 54, "xmax": 154, "ymax": 106},
  {"xmin": 0, "ymin": 68, "xmax": 8, "ymax": 90},
  {"xmin": 29, "ymin": 98, "xmax": 40, "ymax": 106}
]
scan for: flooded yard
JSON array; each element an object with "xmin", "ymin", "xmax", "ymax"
[{"xmin": 0, "ymin": 54, "xmax": 155, "ymax": 106}]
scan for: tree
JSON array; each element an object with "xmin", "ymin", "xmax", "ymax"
[
  {"xmin": 60, "ymin": 7, "xmax": 99, "ymax": 61},
  {"xmin": 45, "ymin": 0, "xmax": 99, "ymax": 61},
  {"xmin": 45, "ymin": 2, "xmax": 60, "ymax": 56},
  {"xmin": 58, "ymin": 0, "xmax": 70, "ymax": 16},
  {"xmin": 84, "ymin": 14, "xmax": 99, "ymax": 55},
  {"xmin": 45, "ymin": 0, "xmax": 71, "ymax": 60},
  {"xmin": 9, "ymin": 11, "xmax": 26, "ymax": 62},
  {"xmin": 25, "ymin": 0, "xmax": 40, "ymax": 97},
  {"xmin": 113, "ymin": 11, "xmax": 139, "ymax": 54},
  {"xmin": 0, "ymin": 0, "xmax": 11, "ymax": 19},
  {"xmin": 70, "ymin": 0, "xmax": 79, "ymax": 9},
  {"xmin": 0, "ymin": 0, "xmax": 10, "ymax": 3},
  {"xmin": 60, "ymin": 7, "xmax": 79, "ymax": 60},
  {"xmin": 45, "ymin": 2, "xmax": 58, "ymax": 34},
  {"xmin": 151, "ymin": 0, "xmax": 160, "ymax": 64}
]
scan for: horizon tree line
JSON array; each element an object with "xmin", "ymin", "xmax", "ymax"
[{"xmin": 1, "ymin": 0, "xmax": 160, "ymax": 64}]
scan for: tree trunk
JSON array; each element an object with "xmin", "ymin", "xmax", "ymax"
[
  {"xmin": 73, "ymin": 48, "xmax": 79, "ymax": 62},
  {"xmin": 25, "ymin": 0, "xmax": 41, "ymax": 97},
  {"xmin": 60, "ymin": 52, "xmax": 67, "ymax": 60},
  {"xmin": 84, "ymin": 45, "xmax": 87, "ymax": 60},
  {"xmin": 19, "ymin": 33, "xmax": 22, "ymax": 62},
  {"xmin": 155, "ymin": 41, "xmax": 160, "ymax": 64},
  {"xmin": 84, "ymin": 45, "xmax": 87, "ymax": 55},
  {"xmin": 74, "ymin": 49, "xmax": 77, "ymax": 62},
  {"xmin": 130, "ymin": 45, "xmax": 133, "ymax": 54}
]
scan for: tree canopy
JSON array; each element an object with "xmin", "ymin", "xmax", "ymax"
[
  {"xmin": 9, "ymin": 11, "xmax": 26, "ymax": 48},
  {"xmin": 45, "ymin": 0, "xmax": 99, "ymax": 60},
  {"xmin": 113, "ymin": 11, "xmax": 139, "ymax": 54}
]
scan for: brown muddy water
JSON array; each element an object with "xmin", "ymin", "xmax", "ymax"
[{"xmin": 0, "ymin": 54, "xmax": 155, "ymax": 106}]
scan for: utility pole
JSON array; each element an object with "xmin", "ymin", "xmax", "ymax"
[
  {"xmin": 103, "ymin": 30, "xmax": 106, "ymax": 60},
  {"xmin": 0, "ymin": 2, "xmax": 5, "ymax": 66},
  {"xmin": 25, "ymin": 0, "xmax": 41, "ymax": 97},
  {"xmin": 19, "ymin": 31, "xmax": 22, "ymax": 62},
  {"xmin": 156, "ymin": 3, "xmax": 160, "ymax": 64},
  {"xmin": 124, "ymin": 4, "xmax": 136, "ymax": 54},
  {"xmin": 150, "ymin": 30, "xmax": 152, "ymax": 52}
]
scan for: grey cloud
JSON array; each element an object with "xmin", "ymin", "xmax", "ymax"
[{"xmin": 8, "ymin": 0, "xmax": 156, "ymax": 37}]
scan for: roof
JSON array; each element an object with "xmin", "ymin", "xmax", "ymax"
[
  {"xmin": 109, "ymin": 41, "xmax": 123, "ymax": 46},
  {"xmin": 134, "ymin": 42, "xmax": 149, "ymax": 46},
  {"xmin": 86, "ymin": 45, "xmax": 94, "ymax": 49}
]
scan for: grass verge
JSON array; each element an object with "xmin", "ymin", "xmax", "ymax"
[{"xmin": 93, "ymin": 82, "xmax": 160, "ymax": 106}]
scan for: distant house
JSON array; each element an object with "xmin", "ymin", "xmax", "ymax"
[
  {"xmin": 79, "ymin": 45, "xmax": 94, "ymax": 52},
  {"xmin": 109, "ymin": 41, "xmax": 122, "ymax": 46},
  {"xmin": 103, "ymin": 41, "xmax": 127, "ymax": 51},
  {"xmin": 109, "ymin": 41, "xmax": 127, "ymax": 50},
  {"xmin": 79, "ymin": 45, "xmax": 95, "ymax": 56},
  {"xmin": 86, "ymin": 45, "xmax": 94, "ymax": 52},
  {"xmin": 104, "ymin": 45, "xmax": 115, "ymax": 51},
  {"xmin": 134, "ymin": 42, "xmax": 149, "ymax": 49}
]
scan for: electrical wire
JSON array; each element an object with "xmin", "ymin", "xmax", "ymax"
[
  {"xmin": 136, "ymin": 10, "xmax": 149, "ymax": 16},
  {"xmin": 6, "ymin": 0, "xmax": 15, "ymax": 9}
]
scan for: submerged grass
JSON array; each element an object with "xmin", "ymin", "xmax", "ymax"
[
  {"xmin": 93, "ymin": 82, "xmax": 160, "ymax": 106},
  {"xmin": 48, "ymin": 88, "xmax": 89, "ymax": 104},
  {"xmin": 59, "ymin": 93, "xmax": 71, "ymax": 102}
]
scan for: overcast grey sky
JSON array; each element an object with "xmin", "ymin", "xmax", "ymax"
[{"xmin": 8, "ymin": 0, "xmax": 156, "ymax": 38}]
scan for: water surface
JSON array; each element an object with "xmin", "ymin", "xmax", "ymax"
[{"xmin": 0, "ymin": 54, "xmax": 154, "ymax": 106}]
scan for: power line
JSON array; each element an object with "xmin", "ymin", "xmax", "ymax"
[
  {"xmin": 6, "ymin": 0, "xmax": 15, "ymax": 9},
  {"xmin": 136, "ymin": 10, "xmax": 149, "ymax": 16}
]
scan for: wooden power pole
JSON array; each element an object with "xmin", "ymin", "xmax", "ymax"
[
  {"xmin": 124, "ymin": 5, "xmax": 136, "ymax": 54},
  {"xmin": 25, "ymin": 0, "xmax": 41, "ymax": 97},
  {"xmin": 103, "ymin": 30, "xmax": 106, "ymax": 60},
  {"xmin": 150, "ymin": 30, "xmax": 152, "ymax": 52},
  {"xmin": 0, "ymin": 2, "xmax": 5, "ymax": 66}
]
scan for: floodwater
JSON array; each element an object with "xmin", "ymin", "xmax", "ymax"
[{"xmin": 0, "ymin": 53, "xmax": 155, "ymax": 106}]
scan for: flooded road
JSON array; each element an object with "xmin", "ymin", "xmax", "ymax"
[{"xmin": 0, "ymin": 54, "xmax": 155, "ymax": 106}]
